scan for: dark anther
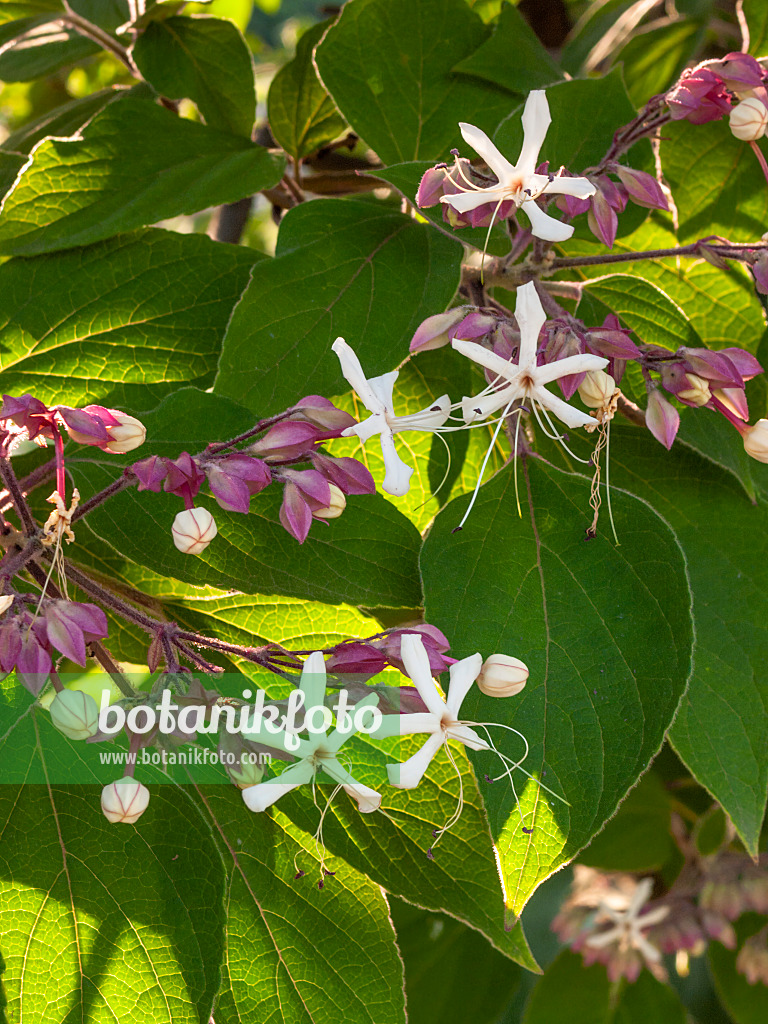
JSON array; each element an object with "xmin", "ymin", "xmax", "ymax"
[
  {"xmin": 522, "ymin": 827, "xmax": 535, "ymax": 834},
  {"xmin": 451, "ymin": 526, "xmax": 463, "ymax": 534},
  {"xmin": 584, "ymin": 527, "xmax": 597, "ymax": 541},
  {"xmin": 323, "ymin": 869, "xmax": 336, "ymax": 876},
  {"xmin": 318, "ymin": 879, "xmax": 325, "ymax": 890},
  {"xmin": 426, "ymin": 848, "xmax": 435, "ymax": 860},
  {"xmin": 484, "ymin": 774, "xmax": 494, "ymax": 783},
  {"xmin": 294, "ymin": 870, "xmax": 306, "ymax": 880}
]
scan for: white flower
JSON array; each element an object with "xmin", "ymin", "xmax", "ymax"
[
  {"xmin": 440, "ymin": 91, "xmax": 596, "ymax": 242},
  {"xmin": 585, "ymin": 877, "xmax": 669, "ymax": 964},
  {"xmin": 241, "ymin": 651, "xmax": 382, "ymax": 814},
  {"xmin": 332, "ymin": 337, "xmax": 451, "ymax": 495},
  {"xmin": 101, "ymin": 777, "xmax": 150, "ymax": 824},
  {"xmin": 373, "ymin": 633, "xmax": 489, "ymax": 788},
  {"xmin": 452, "ymin": 281, "xmax": 608, "ymax": 429}
]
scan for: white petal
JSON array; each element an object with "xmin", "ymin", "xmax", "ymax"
[
  {"xmin": 514, "ymin": 281, "xmax": 547, "ymax": 369},
  {"xmin": 387, "ymin": 732, "xmax": 444, "ymax": 789},
  {"xmin": 299, "ymin": 650, "xmax": 326, "ymax": 716},
  {"xmin": 440, "ymin": 187, "xmax": 507, "ymax": 214},
  {"xmin": 445, "ymin": 723, "xmax": 489, "ymax": 751},
  {"xmin": 585, "ymin": 925, "xmax": 621, "ymax": 950},
  {"xmin": 393, "ymin": 394, "xmax": 452, "ymax": 432},
  {"xmin": 543, "ymin": 175, "xmax": 596, "ymax": 200},
  {"xmin": 379, "ymin": 429, "xmax": 413, "ymax": 495},
  {"xmin": 346, "ymin": 411, "xmax": 387, "ymax": 445},
  {"xmin": 519, "ymin": 199, "xmax": 574, "ymax": 242},
  {"xmin": 517, "ymin": 90, "xmax": 551, "ymax": 179},
  {"xmin": 342, "ymin": 781, "xmax": 382, "ymax": 813},
  {"xmin": 324, "ymin": 693, "xmax": 382, "ymax": 749},
  {"xmin": 370, "ymin": 713, "xmax": 441, "ymax": 739},
  {"xmin": 332, "ymin": 338, "xmax": 386, "ymax": 414},
  {"xmin": 452, "ymin": 337, "xmax": 518, "ymax": 379},
  {"xmin": 399, "ymin": 633, "xmax": 447, "ymax": 718},
  {"xmin": 241, "ymin": 760, "xmax": 315, "ymax": 812},
  {"xmin": 534, "ymin": 352, "xmax": 608, "ymax": 387},
  {"xmin": 534, "ymin": 386, "xmax": 598, "ymax": 428},
  {"xmin": 458, "ymin": 121, "xmax": 518, "ymax": 182},
  {"xmin": 445, "ymin": 652, "xmax": 483, "ymax": 717},
  {"xmin": 368, "ymin": 370, "xmax": 398, "ymax": 411},
  {"xmin": 460, "ymin": 387, "xmax": 517, "ymax": 424}
]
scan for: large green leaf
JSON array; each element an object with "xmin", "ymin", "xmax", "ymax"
[
  {"xmin": 196, "ymin": 788, "xmax": 407, "ymax": 1024},
  {"xmin": 583, "ymin": 274, "xmax": 703, "ymax": 351},
  {"xmin": 215, "ymin": 198, "xmax": 462, "ymax": 416},
  {"xmin": 313, "ymin": 0, "xmax": 513, "ymax": 164},
  {"xmin": 745, "ymin": 0, "xmax": 768, "ymax": 55},
  {"xmin": 267, "ymin": 19, "xmax": 346, "ymax": 160},
  {"xmin": 0, "ymin": 229, "xmax": 258, "ymax": 410},
  {"xmin": 0, "ymin": 15, "xmax": 99, "ymax": 82},
  {"xmin": 133, "ymin": 15, "xmax": 256, "ymax": 137},
  {"xmin": 0, "ymin": 87, "xmax": 125, "ymax": 156},
  {"xmin": 69, "ymin": 389, "xmax": 423, "ymax": 608},
  {"xmin": 661, "ymin": 118, "xmax": 768, "ymax": 244},
  {"xmin": 0, "ymin": 99, "xmax": 284, "ymax": 256},
  {"xmin": 451, "ymin": 1, "xmax": 562, "ymax": 94},
  {"xmin": 420, "ymin": 457, "xmax": 692, "ymax": 915},
  {"xmin": 0, "ymin": 778, "xmax": 225, "ymax": 1023}
]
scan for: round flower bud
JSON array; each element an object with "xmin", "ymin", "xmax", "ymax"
[
  {"xmin": 49, "ymin": 689, "xmax": 99, "ymax": 740},
  {"xmin": 743, "ymin": 419, "xmax": 768, "ymax": 462},
  {"xmin": 729, "ymin": 97, "xmax": 768, "ymax": 140},
  {"xmin": 102, "ymin": 412, "xmax": 146, "ymax": 454},
  {"xmin": 477, "ymin": 654, "xmax": 529, "ymax": 697},
  {"xmin": 312, "ymin": 483, "xmax": 347, "ymax": 520},
  {"xmin": 0, "ymin": 595, "xmax": 13, "ymax": 616},
  {"xmin": 101, "ymin": 777, "xmax": 150, "ymax": 823},
  {"xmin": 677, "ymin": 372, "xmax": 712, "ymax": 406},
  {"xmin": 228, "ymin": 756, "xmax": 265, "ymax": 789},
  {"xmin": 172, "ymin": 507, "xmax": 217, "ymax": 554},
  {"xmin": 578, "ymin": 370, "xmax": 616, "ymax": 409}
]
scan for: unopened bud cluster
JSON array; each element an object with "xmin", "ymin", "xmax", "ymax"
[{"xmin": 0, "ymin": 394, "xmax": 146, "ymax": 456}]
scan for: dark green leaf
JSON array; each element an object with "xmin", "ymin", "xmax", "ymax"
[
  {"xmin": 709, "ymin": 917, "xmax": 768, "ymax": 1024},
  {"xmin": 0, "ymin": 153, "xmax": 25, "ymax": 203},
  {"xmin": 215, "ymin": 198, "xmax": 462, "ymax": 416},
  {"xmin": 314, "ymin": 0, "xmax": 513, "ymax": 164},
  {"xmin": 420, "ymin": 457, "xmax": 692, "ymax": 914},
  {"xmin": 0, "ymin": 15, "xmax": 99, "ymax": 82},
  {"xmin": 0, "ymin": 230, "xmax": 258, "ymax": 410},
  {"xmin": 584, "ymin": 274, "xmax": 703, "ymax": 351},
  {"xmin": 745, "ymin": 0, "xmax": 768, "ymax": 55},
  {"xmin": 523, "ymin": 952, "xmax": 612, "ymax": 1024},
  {"xmin": 0, "ymin": 99, "xmax": 284, "ymax": 256},
  {"xmin": 267, "ymin": 19, "xmax": 346, "ymax": 160},
  {"xmin": 1, "ymin": 87, "xmax": 124, "ymax": 156},
  {"xmin": 617, "ymin": 20, "xmax": 703, "ymax": 108},
  {"xmin": 0, "ymin": 780, "xmax": 225, "ymax": 1023},
  {"xmin": 452, "ymin": 1, "xmax": 562, "ymax": 94},
  {"xmin": 614, "ymin": 969, "xmax": 687, "ymax": 1024},
  {"xmin": 133, "ymin": 15, "xmax": 256, "ymax": 137}
]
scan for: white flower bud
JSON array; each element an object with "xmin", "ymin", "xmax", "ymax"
[
  {"xmin": 49, "ymin": 689, "xmax": 99, "ymax": 740},
  {"xmin": 103, "ymin": 412, "xmax": 146, "ymax": 454},
  {"xmin": 743, "ymin": 419, "xmax": 768, "ymax": 462},
  {"xmin": 228, "ymin": 757, "xmax": 265, "ymax": 789},
  {"xmin": 578, "ymin": 370, "xmax": 616, "ymax": 409},
  {"xmin": 476, "ymin": 654, "xmax": 529, "ymax": 697},
  {"xmin": 101, "ymin": 777, "xmax": 150, "ymax": 823},
  {"xmin": 729, "ymin": 97, "xmax": 768, "ymax": 141},
  {"xmin": 0, "ymin": 595, "xmax": 13, "ymax": 616},
  {"xmin": 677, "ymin": 373, "xmax": 711, "ymax": 407},
  {"xmin": 172, "ymin": 507, "xmax": 217, "ymax": 554},
  {"xmin": 312, "ymin": 483, "xmax": 347, "ymax": 520}
]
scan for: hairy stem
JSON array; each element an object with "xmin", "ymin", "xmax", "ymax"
[{"xmin": 0, "ymin": 458, "xmax": 38, "ymax": 536}]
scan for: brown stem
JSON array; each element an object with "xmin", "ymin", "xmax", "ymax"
[
  {"xmin": 0, "ymin": 537, "xmax": 42, "ymax": 579},
  {"xmin": 59, "ymin": 10, "xmax": 138, "ymax": 75},
  {"xmin": 616, "ymin": 394, "xmax": 646, "ymax": 427},
  {"xmin": 71, "ymin": 470, "xmax": 136, "ymax": 523},
  {"xmin": 0, "ymin": 458, "xmax": 38, "ymax": 536}
]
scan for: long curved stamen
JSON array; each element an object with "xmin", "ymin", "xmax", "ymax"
[
  {"xmin": 480, "ymin": 195, "xmax": 508, "ymax": 285},
  {"xmin": 513, "ymin": 408, "xmax": 522, "ymax": 518},
  {"xmin": 469, "ymin": 721, "xmax": 571, "ymax": 807},
  {"xmin": 532, "ymin": 399, "xmax": 592, "ymax": 464},
  {"xmin": 605, "ymin": 421, "xmax": 619, "ymax": 546},
  {"xmin": 452, "ymin": 155, "xmax": 485, "ymax": 192},
  {"xmin": 454, "ymin": 402, "xmax": 520, "ymax": 532},
  {"xmin": 428, "ymin": 738, "xmax": 465, "ymax": 854}
]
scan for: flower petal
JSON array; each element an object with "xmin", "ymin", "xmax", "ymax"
[
  {"xmin": 399, "ymin": 633, "xmax": 447, "ymax": 718},
  {"xmin": 379, "ymin": 429, "xmax": 414, "ymax": 496},
  {"xmin": 543, "ymin": 175, "xmax": 596, "ymax": 199},
  {"xmin": 440, "ymin": 187, "xmax": 507, "ymax": 214},
  {"xmin": 445, "ymin": 652, "xmax": 483, "ymax": 718},
  {"xmin": 446, "ymin": 723, "xmax": 489, "ymax": 751},
  {"xmin": 458, "ymin": 122, "xmax": 517, "ymax": 182},
  {"xmin": 517, "ymin": 90, "xmax": 551, "ymax": 179},
  {"xmin": 520, "ymin": 199, "xmax": 575, "ymax": 242},
  {"xmin": 451, "ymin": 338, "xmax": 519, "ymax": 379},
  {"xmin": 535, "ymin": 352, "xmax": 608, "ymax": 387},
  {"xmin": 387, "ymin": 732, "xmax": 444, "ymax": 789},
  {"xmin": 368, "ymin": 370, "xmax": 398, "ymax": 411},
  {"xmin": 320, "ymin": 756, "xmax": 382, "ymax": 811},
  {"xmin": 534, "ymin": 386, "xmax": 599, "ymax": 428},
  {"xmin": 460, "ymin": 387, "xmax": 516, "ymax": 424},
  {"xmin": 393, "ymin": 395, "xmax": 452, "ymax": 432},
  {"xmin": 370, "ymin": 712, "xmax": 440, "ymax": 739},
  {"xmin": 515, "ymin": 281, "xmax": 547, "ymax": 369},
  {"xmin": 332, "ymin": 338, "xmax": 387, "ymax": 414},
  {"xmin": 241, "ymin": 760, "xmax": 315, "ymax": 812},
  {"xmin": 298, "ymin": 650, "xmax": 327, "ymax": 719}
]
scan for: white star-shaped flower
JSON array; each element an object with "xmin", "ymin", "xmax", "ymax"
[
  {"xmin": 241, "ymin": 651, "xmax": 381, "ymax": 814},
  {"xmin": 441, "ymin": 91, "xmax": 596, "ymax": 242},
  {"xmin": 372, "ymin": 633, "xmax": 490, "ymax": 789},
  {"xmin": 585, "ymin": 877, "xmax": 669, "ymax": 964},
  {"xmin": 452, "ymin": 281, "xmax": 608, "ymax": 429},
  {"xmin": 332, "ymin": 337, "xmax": 451, "ymax": 496}
]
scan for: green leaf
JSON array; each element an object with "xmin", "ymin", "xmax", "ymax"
[
  {"xmin": 676, "ymin": 407, "xmax": 759, "ymax": 502},
  {"xmin": 420, "ymin": 458, "xmax": 693, "ymax": 914},
  {"xmin": 495, "ymin": 70, "xmax": 648, "ymax": 177},
  {"xmin": 583, "ymin": 274, "xmax": 703, "ymax": 351},
  {"xmin": 708, "ymin": 917, "xmax": 768, "ymax": 1024},
  {"xmin": 614, "ymin": 968, "xmax": 687, "ymax": 1024},
  {"xmin": 267, "ymin": 19, "xmax": 347, "ymax": 160},
  {"xmin": 69, "ymin": 389, "xmax": 423, "ymax": 608},
  {"xmin": 0, "ymin": 99, "xmax": 284, "ymax": 256},
  {"xmin": 616, "ymin": 20, "xmax": 703, "ymax": 108},
  {"xmin": 390, "ymin": 898, "xmax": 521, "ymax": 1024},
  {"xmin": 0, "ymin": 230, "xmax": 258, "ymax": 410},
  {"xmin": 452, "ymin": 1, "xmax": 562, "ymax": 94},
  {"xmin": 0, "ymin": 15, "xmax": 99, "ymax": 82},
  {"xmin": 0, "ymin": 781, "xmax": 226, "ymax": 1023},
  {"xmin": 197, "ymin": 789, "xmax": 407, "ymax": 1024},
  {"xmin": 578, "ymin": 771, "xmax": 674, "ymax": 873},
  {"xmin": 0, "ymin": 153, "xmax": 25, "ymax": 203},
  {"xmin": 133, "ymin": 15, "xmax": 256, "ymax": 137},
  {"xmin": 661, "ymin": 118, "xmax": 768, "ymax": 243},
  {"xmin": 314, "ymin": 0, "xmax": 513, "ymax": 164},
  {"xmin": 215, "ymin": 198, "xmax": 462, "ymax": 416},
  {"xmin": 745, "ymin": 0, "xmax": 768, "ymax": 56},
  {"xmin": 1, "ymin": 87, "xmax": 124, "ymax": 156}
]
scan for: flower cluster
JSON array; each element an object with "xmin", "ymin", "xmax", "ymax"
[
  {"xmin": 0, "ymin": 394, "xmax": 146, "ymax": 456},
  {"xmin": 667, "ymin": 52, "xmax": 768, "ymax": 140},
  {"xmin": 131, "ymin": 395, "xmax": 375, "ymax": 552}
]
